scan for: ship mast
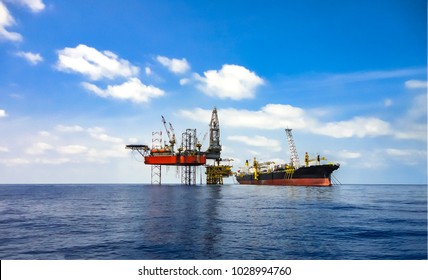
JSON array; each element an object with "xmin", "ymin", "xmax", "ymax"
[{"xmin": 285, "ymin": 128, "xmax": 300, "ymax": 168}]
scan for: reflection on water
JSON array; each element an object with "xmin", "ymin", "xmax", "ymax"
[{"xmin": 0, "ymin": 184, "xmax": 426, "ymax": 259}]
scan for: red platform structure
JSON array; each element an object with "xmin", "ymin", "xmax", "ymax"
[
  {"xmin": 144, "ymin": 154, "xmax": 206, "ymax": 165},
  {"xmin": 126, "ymin": 127, "xmax": 207, "ymax": 185},
  {"xmin": 126, "ymin": 108, "xmax": 231, "ymax": 185}
]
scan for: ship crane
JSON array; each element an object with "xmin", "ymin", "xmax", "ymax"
[
  {"xmin": 285, "ymin": 128, "xmax": 300, "ymax": 168},
  {"xmin": 198, "ymin": 131, "xmax": 208, "ymax": 148},
  {"xmin": 169, "ymin": 122, "xmax": 176, "ymax": 147},
  {"xmin": 161, "ymin": 115, "xmax": 176, "ymax": 152},
  {"xmin": 304, "ymin": 152, "xmax": 327, "ymax": 167}
]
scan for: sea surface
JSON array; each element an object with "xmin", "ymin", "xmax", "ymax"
[{"xmin": 0, "ymin": 184, "xmax": 426, "ymax": 260}]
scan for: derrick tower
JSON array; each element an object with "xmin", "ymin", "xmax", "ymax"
[
  {"xmin": 285, "ymin": 128, "xmax": 300, "ymax": 168},
  {"xmin": 205, "ymin": 107, "xmax": 221, "ymax": 160},
  {"xmin": 204, "ymin": 107, "xmax": 232, "ymax": 184}
]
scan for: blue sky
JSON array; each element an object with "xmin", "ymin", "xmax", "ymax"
[{"xmin": 0, "ymin": 0, "xmax": 426, "ymax": 184}]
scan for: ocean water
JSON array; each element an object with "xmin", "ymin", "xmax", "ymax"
[{"xmin": 0, "ymin": 184, "xmax": 426, "ymax": 260}]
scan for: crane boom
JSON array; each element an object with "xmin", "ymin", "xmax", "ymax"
[
  {"xmin": 285, "ymin": 128, "xmax": 300, "ymax": 168},
  {"xmin": 161, "ymin": 116, "xmax": 175, "ymax": 152},
  {"xmin": 169, "ymin": 122, "xmax": 176, "ymax": 144},
  {"xmin": 161, "ymin": 116, "xmax": 171, "ymax": 141}
]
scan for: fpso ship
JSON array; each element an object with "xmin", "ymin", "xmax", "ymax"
[
  {"xmin": 235, "ymin": 129, "xmax": 340, "ymax": 187},
  {"xmin": 235, "ymin": 161, "xmax": 340, "ymax": 186}
]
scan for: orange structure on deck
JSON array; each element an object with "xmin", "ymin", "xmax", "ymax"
[{"xmin": 144, "ymin": 154, "xmax": 206, "ymax": 166}]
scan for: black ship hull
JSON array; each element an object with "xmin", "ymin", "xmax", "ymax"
[{"xmin": 236, "ymin": 164, "xmax": 340, "ymax": 186}]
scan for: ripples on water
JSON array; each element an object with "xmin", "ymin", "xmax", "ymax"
[{"xmin": 0, "ymin": 184, "xmax": 426, "ymax": 259}]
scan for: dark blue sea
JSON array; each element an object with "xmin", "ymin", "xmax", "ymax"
[{"xmin": 0, "ymin": 184, "xmax": 426, "ymax": 260}]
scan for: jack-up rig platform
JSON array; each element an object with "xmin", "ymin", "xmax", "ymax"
[{"xmin": 125, "ymin": 108, "xmax": 232, "ymax": 185}]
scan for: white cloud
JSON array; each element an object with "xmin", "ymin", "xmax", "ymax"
[
  {"xmin": 0, "ymin": 146, "xmax": 9, "ymax": 153},
  {"xmin": 312, "ymin": 117, "xmax": 392, "ymax": 138},
  {"xmin": 1, "ymin": 1, "xmax": 45, "ymax": 42},
  {"xmin": 385, "ymin": 148, "xmax": 420, "ymax": 157},
  {"xmin": 385, "ymin": 148, "xmax": 427, "ymax": 165},
  {"xmin": 25, "ymin": 142, "xmax": 54, "ymax": 155},
  {"xmin": 408, "ymin": 93, "xmax": 427, "ymax": 119},
  {"xmin": 82, "ymin": 77, "xmax": 164, "ymax": 103},
  {"xmin": 22, "ymin": 0, "xmax": 45, "ymax": 12},
  {"xmin": 55, "ymin": 125, "xmax": 126, "ymax": 145},
  {"xmin": 277, "ymin": 68, "xmax": 426, "ymax": 98},
  {"xmin": 145, "ymin": 66, "xmax": 152, "ymax": 75},
  {"xmin": 393, "ymin": 93, "xmax": 427, "ymax": 141},
  {"xmin": 156, "ymin": 56, "xmax": 190, "ymax": 74},
  {"xmin": 87, "ymin": 145, "xmax": 128, "ymax": 162},
  {"xmin": 228, "ymin": 135, "xmax": 282, "ymax": 152},
  {"xmin": 180, "ymin": 104, "xmax": 311, "ymax": 130},
  {"xmin": 179, "ymin": 78, "xmax": 190, "ymax": 85},
  {"xmin": 5, "ymin": 0, "xmax": 45, "ymax": 13},
  {"xmin": 56, "ymin": 44, "xmax": 139, "ymax": 80},
  {"xmin": 384, "ymin": 99, "xmax": 393, "ymax": 107},
  {"xmin": 37, "ymin": 158, "xmax": 71, "ymax": 165},
  {"xmin": 180, "ymin": 104, "xmax": 395, "ymax": 139},
  {"xmin": 56, "ymin": 124, "xmax": 84, "ymax": 133},
  {"xmin": 0, "ymin": 1, "xmax": 22, "ymax": 41},
  {"xmin": 128, "ymin": 137, "xmax": 138, "ymax": 143},
  {"xmin": 88, "ymin": 127, "xmax": 123, "ymax": 143},
  {"xmin": 0, "ymin": 158, "xmax": 31, "ymax": 166},
  {"xmin": 195, "ymin": 64, "xmax": 264, "ymax": 100},
  {"xmin": 405, "ymin": 79, "xmax": 427, "ymax": 89},
  {"xmin": 0, "ymin": 123, "xmax": 136, "ymax": 175},
  {"xmin": 0, "ymin": 109, "xmax": 7, "ymax": 117},
  {"xmin": 322, "ymin": 69, "xmax": 426, "ymax": 85},
  {"xmin": 337, "ymin": 150, "xmax": 361, "ymax": 159},
  {"xmin": 394, "ymin": 123, "xmax": 427, "ymax": 141},
  {"xmin": 16, "ymin": 51, "xmax": 43, "ymax": 65},
  {"xmin": 57, "ymin": 145, "xmax": 88, "ymax": 155}
]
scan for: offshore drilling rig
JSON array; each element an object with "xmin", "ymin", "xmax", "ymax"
[
  {"xmin": 205, "ymin": 108, "xmax": 233, "ymax": 184},
  {"xmin": 125, "ymin": 107, "xmax": 232, "ymax": 185}
]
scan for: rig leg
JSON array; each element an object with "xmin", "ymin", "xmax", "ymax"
[
  {"xmin": 151, "ymin": 165, "xmax": 161, "ymax": 185},
  {"xmin": 182, "ymin": 166, "xmax": 196, "ymax": 185}
]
